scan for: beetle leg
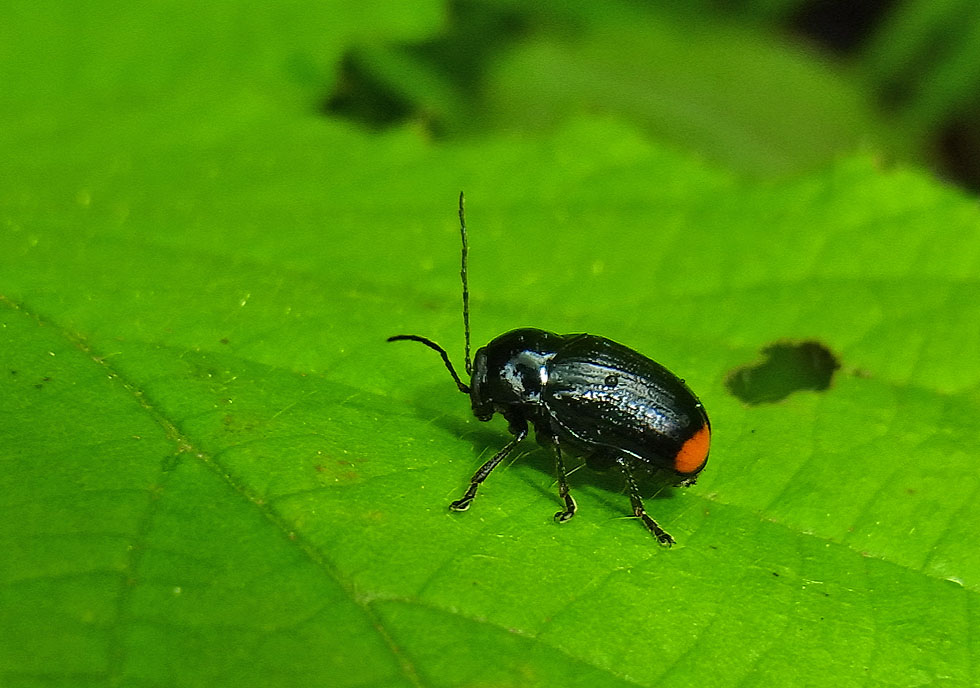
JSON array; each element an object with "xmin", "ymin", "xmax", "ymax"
[
  {"xmin": 449, "ymin": 423, "xmax": 528, "ymax": 512},
  {"xmin": 549, "ymin": 435, "xmax": 577, "ymax": 523},
  {"xmin": 618, "ymin": 457, "xmax": 675, "ymax": 546}
]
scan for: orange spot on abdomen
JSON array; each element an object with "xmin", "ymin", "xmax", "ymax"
[{"xmin": 674, "ymin": 425, "xmax": 710, "ymax": 475}]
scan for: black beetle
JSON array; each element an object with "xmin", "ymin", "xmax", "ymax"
[{"xmin": 389, "ymin": 193, "xmax": 710, "ymax": 545}]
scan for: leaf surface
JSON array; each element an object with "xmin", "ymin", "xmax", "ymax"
[{"xmin": 2, "ymin": 3, "xmax": 979, "ymax": 687}]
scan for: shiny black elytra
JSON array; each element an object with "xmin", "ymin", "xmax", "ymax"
[{"xmin": 388, "ymin": 193, "xmax": 710, "ymax": 545}]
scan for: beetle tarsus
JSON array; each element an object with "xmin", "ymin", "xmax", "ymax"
[
  {"xmin": 553, "ymin": 489, "xmax": 577, "ymax": 523},
  {"xmin": 449, "ymin": 491, "xmax": 475, "ymax": 512},
  {"xmin": 554, "ymin": 503, "xmax": 576, "ymax": 523},
  {"xmin": 640, "ymin": 513, "xmax": 675, "ymax": 546}
]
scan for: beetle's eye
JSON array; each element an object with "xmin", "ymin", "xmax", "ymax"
[{"xmin": 604, "ymin": 374, "xmax": 619, "ymax": 387}]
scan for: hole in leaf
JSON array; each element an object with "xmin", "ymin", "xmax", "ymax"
[{"xmin": 726, "ymin": 340, "xmax": 840, "ymax": 404}]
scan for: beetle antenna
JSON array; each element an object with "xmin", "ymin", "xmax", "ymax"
[
  {"xmin": 387, "ymin": 334, "xmax": 471, "ymax": 394},
  {"xmin": 459, "ymin": 191, "xmax": 473, "ymax": 377}
]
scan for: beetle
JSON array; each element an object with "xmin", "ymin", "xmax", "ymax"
[{"xmin": 388, "ymin": 193, "xmax": 710, "ymax": 545}]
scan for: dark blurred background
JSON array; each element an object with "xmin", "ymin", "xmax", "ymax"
[{"xmin": 326, "ymin": 0, "xmax": 980, "ymax": 192}]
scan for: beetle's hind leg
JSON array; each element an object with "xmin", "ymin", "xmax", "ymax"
[
  {"xmin": 450, "ymin": 422, "xmax": 528, "ymax": 512},
  {"xmin": 547, "ymin": 434, "xmax": 577, "ymax": 523},
  {"xmin": 618, "ymin": 456, "xmax": 675, "ymax": 546}
]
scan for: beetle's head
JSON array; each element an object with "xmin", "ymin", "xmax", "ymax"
[
  {"xmin": 387, "ymin": 328, "xmax": 563, "ymax": 423},
  {"xmin": 468, "ymin": 328, "xmax": 562, "ymax": 420},
  {"xmin": 468, "ymin": 346, "xmax": 494, "ymax": 421}
]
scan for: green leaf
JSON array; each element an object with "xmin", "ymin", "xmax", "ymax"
[
  {"xmin": 862, "ymin": 0, "xmax": 980, "ymax": 133},
  {"xmin": 2, "ymin": 3, "xmax": 980, "ymax": 687},
  {"xmin": 338, "ymin": 2, "xmax": 903, "ymax": 177},
  {"xmin": 479, "ymin": 7, "xmax": 888, "ymax": 178}
]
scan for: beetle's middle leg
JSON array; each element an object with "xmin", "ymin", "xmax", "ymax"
[{"xmin": 547, "ymin": 433, "xmax": 577, "ymax": 523}]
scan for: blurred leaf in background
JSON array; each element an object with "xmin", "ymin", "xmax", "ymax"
[
  {"xmin": 330, "ymin": 0, "xmax": 980, "ymax": 189},
  {"xmin": 858, "ymin": 0, "xmax": 980, "ymax": 187},
  {"xmin": 2, "ymin": 1, "xmax": 980, "ymax": 687},
  {"xmin": 329, "ymin": 0, "xmax": 901, "ymax": 177}
]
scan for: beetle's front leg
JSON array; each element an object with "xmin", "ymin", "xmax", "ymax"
[
  {"xmin": 544, "ymin": 432, "xmax": 577, "ymax": 523},
  {"xmin": 449, "ymin": 419, "xmax": 528, "ymax": 512}
]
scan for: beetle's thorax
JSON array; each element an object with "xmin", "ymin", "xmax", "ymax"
[{"xmin": 469, "ymin": 328, "xmax": 564, "ymax": 420}]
